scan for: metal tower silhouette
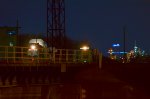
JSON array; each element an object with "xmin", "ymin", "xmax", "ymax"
[{"xmin": 47, "ymin": 0, "xmax": 66, "ymax": 48}]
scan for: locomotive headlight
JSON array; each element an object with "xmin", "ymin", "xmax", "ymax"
[{"xmin": 30, "ymin": 45, "xmax": 36, "ymax": 50}]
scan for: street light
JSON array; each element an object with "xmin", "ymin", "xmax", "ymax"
[
  {"xmin": 80, "ymin": 46, "xmax": 89, "ymax": 51},
  {"xmin": 80, "ymin": 45, "xmax": 90, "ymax": 63}
]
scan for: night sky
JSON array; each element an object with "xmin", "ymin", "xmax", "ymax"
[{"xmin": 0, "ymin": 0, "xmax": 150, "ymax": 56}]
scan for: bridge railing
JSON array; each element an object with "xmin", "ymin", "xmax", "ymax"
[{"xmin": 0, "ymin": 46, "xmax": 94, "ymax": 64}]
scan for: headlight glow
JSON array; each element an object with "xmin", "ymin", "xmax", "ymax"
[{"xmin": 30, "ymin": 45, "xmax": 36, "ymax": 50}]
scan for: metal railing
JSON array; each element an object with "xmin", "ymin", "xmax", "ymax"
[{"xmin": 0, "ymin": 46, "xmax": 93, "ymax": 64}]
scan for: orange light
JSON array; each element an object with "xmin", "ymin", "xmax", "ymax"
[
  {"xmin": 30, "ymin": 45, "xmax": 36, "ymax": 50},
  {"xmin": 80, "ymin": 46, "xmax": 89, "ymax": 51}
]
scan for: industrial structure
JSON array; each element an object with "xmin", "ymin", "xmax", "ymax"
[
  {"xmin": 47, "ymin": 0, "xmax": 66, "ymax": 48},
  {"xmin": 0, "ymin": 0, "xmax": 136, "ymax": 99},
  {"xmin": 0, "ymin": 0, "xmax": 103, "ymax": 97}
]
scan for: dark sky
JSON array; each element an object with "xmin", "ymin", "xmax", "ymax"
[{"xmin": 0, "ymin": 0, "xmax": 150, "ymax": 56}]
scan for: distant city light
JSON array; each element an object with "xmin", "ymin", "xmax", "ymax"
[
  {"xmin": 8, "ymin": 31, "xmax": 16, "ymax": 35},
  {"xmin": 108, "ymin": 51, "xmax": 127, "ymax": 54},
  {"xmin": 119, "ymin": 52, "xmax": 127, "ymax": 54},
  {"xmin": 112, "ymin": 44, "xmax": 120, "ymax": 47}
]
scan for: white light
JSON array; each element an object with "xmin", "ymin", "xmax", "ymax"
[
  {"xmin": 29, "ymin": 39, "xmax": 47, "ymax": 47},
  {"xmin": 84, "ymin": 60, "xmax": 87, "ymax": 63},
  {"xmin": 80, "ymin": 46, "xmax": 89, "ymax": 51},
  {"xmin": 112, "ymin": 44, "xmax": 120, "ymax": 47},
  {"xmin": 30, "ymin": 45, "xmax": 36, "ymax": 50}
]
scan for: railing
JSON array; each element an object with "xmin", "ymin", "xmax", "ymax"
[{"xmin": 0, "ymin": 46, "xmax": 94, "ymax": 64}]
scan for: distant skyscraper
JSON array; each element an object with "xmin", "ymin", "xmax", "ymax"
[
  {"xmin": 134, "ymin": 41, "xmax": 138, "ymax": 56},
  {"xmin": 132, "ymin": 40, "xmax": 145, "ymax": 57}
]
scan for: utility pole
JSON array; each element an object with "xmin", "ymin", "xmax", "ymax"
[
  {"xmin": 16, "ymin": 18, "xmax": 21, "ymax": 46},
  {"xmin": 123, "ymin": 26, "xmax": 126, "ymax": 63}
]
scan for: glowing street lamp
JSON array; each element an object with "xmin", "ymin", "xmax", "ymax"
[{"xmin": 80, "ymin": 46, "xmax": 89, "ymax": 51}]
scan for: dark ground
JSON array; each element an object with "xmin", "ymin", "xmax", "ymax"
[
  {"xmin": 0, "ymin": 61, "xmax": 150, "ymax": 99},
  {"xmin": 101, "ymin": 62, "xmax": 150, "ymax": 98}
]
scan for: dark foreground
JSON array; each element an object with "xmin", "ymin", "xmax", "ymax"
[{"xmin": 0, "ymin": 62, "xmax": 150, "ymax": 99}]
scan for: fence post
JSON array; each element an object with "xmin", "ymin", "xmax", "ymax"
[
  {"xmin": 66, "ymin": 49, "xmax": 68, "ymax": 63},
  {"xmin": 99, "ymin": 52, "xmax": 102, "ymax": 69},
  {"xmin": 5, "ymin": 46, "xmax": 8, "ymax": 63},
  {"xmin": 53, "ymin": 49, "xmax": 55, "ymax": 63},
  {"xmin": 73, "ymin": 50, "xmax": 76, "ymax": 63},
  {"xmin": 13, "ymin": 47, "xmax": 16, "ymax": 63},
  {"xmin": 21, "ymin": 47, "xmax": 23, "ymax": 63}
]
